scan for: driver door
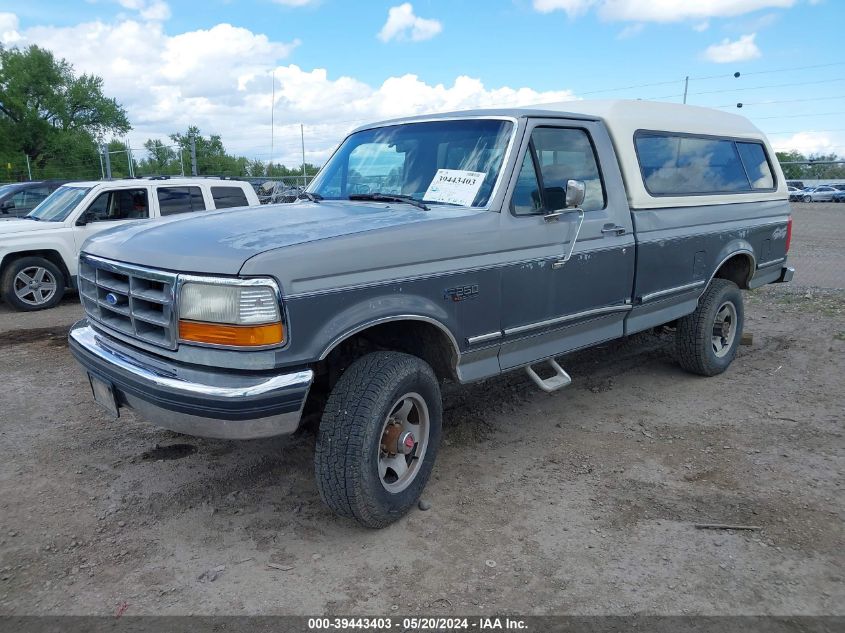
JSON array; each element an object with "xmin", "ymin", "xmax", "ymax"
[
  {"xmin": 498, "ymin": 119, "xmax": 635, "ymax": 369},
  {"xmin": 73, "ymin": 187, "xmax": 152, "ymax": 251}
]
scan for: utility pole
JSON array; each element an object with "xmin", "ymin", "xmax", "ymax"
[
  {"xmin": 179, "ymin": 148, "xmax": 185, "ymax": 176},
  {"xmin": 683, "ymin": 76, "xmax": 689, "ymax": 104},
  {"xmin": 25, "ymin": 154, "xmax": 32, "ymax": 180},
  {"xmin": 98, "ymin": 147, "xmax": 104, "ymax": 180},
  {"xmin": 126, "ymin": 140, "xmax": 135, "ymax": 178},
  {"xmin": 103, "ymin": 144, "xmax": 112, "ymax": 179},
  {"xmin": 300, "ymin": 123, "xmax": 306, "ymax": 187},
  {"xmin": 270, "ymin": 69, "xmax": 275, "ymax": 176},
  {"xmin": 190, "ymin": 136, "xmax": 198, "ymax": 176}
]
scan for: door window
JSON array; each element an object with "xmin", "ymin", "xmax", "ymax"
[
  {"xmin": 85, "ymin": 189, "xmax": 149, "ymax": 221},
  {"xmin": 12, "ymin": 186, "xmax": 51, "ymax": 211},
  {"xmin": 511, "ymin": 151, "xmax": 543, "ymax": 216},
  {"xmin": 210, "ymin": 186, "xmax": 249, "ymax": 209},
  {"xmin": 157, "ymin": 186, "xmax": 206, "ymax": 215},
  {"xmin": 511, "ymin": 127, "xmax": 606, "ymax": 215}
]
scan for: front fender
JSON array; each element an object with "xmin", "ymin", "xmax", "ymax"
[
  {"xmin": 277, "ymin": 284, "xmax": 461, "ymax": 368},
  {"xmin": 0, "ymin": 234, "xmax": 78, "ymax": 278}
]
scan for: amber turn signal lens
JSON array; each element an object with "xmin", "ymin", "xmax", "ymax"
[{"xmin": 179, "ymin": 320, "xmax": 284, "ymax": 347}]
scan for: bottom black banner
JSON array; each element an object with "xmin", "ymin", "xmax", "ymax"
[{"xmin": 0, "ymin": 616, "xmax": 842, "ymax": 633}]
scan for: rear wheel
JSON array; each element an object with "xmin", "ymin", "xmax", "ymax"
[
  {"xmin": 803, "ymin": 194, "xmax": 812, "ymax": 202},
  {"xmin": 315, "ymin": 351, "xmax": 442, "ymax": 528},
  {"xmin": 1, "ymin": 256, "xmax": 66, "ymax": 311},
  {"xmin": 675, "ymin": 279, "xmax": 744, "ymax": 376}
]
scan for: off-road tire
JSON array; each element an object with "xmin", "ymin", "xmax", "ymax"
[
  {"xmin": 1, "ymin": 256, "xmax": 66, "ymax": 311},
  {"xmin": 315, "ymin": 351, "xmax": 442, "ymax": 528},
  {"xmin": 675, "ymin": 278, "xmax": 744, "ymax": 376}
]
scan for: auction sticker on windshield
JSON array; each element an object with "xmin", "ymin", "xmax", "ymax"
[{"xmin": 424, "ymin": 169, "xmax": 485, "ymax": 206}]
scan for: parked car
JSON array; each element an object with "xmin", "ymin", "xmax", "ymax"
[
  {"xmin": 829, "ymin": 183, "xmax": 845, "ymax": 191},
  {"xmin": 832, "ymin": 190, "xmax": 845, "ymax": 202},
  {"xmin": 0, "ymin": 181, "xmax": 67, "ymax": 218},
  {"xmin": 788, "ymin": 186, "xmax": 804, "ymax": 202},
  {"xmin": 786, "ymin": 180, "xmax": 805, "ymax": 190},
  {"xmin": 801, "ymin": 185, "xmax": 838, "ymax": 202},
  {"xmin": 68, "ymin": 101, "xmax": 793, "ymax": 527},
  {"xmin": 0, "ymin": 177, "xmax": 259, "ymax": 311}
]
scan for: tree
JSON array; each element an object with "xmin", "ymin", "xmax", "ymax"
[
  {"xmin": 104, "ymin": 139, "xmax": 134, "ymax": 179},
  {"xmin": 136, "ymin": 139, "xmax": 182, "ymax": 176},
  {"xmin": 776, "ymin": 150, "xmax": 845, "ymax": 181},
  {"xmin": 807, "ymin": 153, "xmax": 845, "ymax": 180},
  {"xmin": 169, "ymin": 126, "xmax": 232, "ymax": 175},
  {"xmin": 775, "ymin": 151, "xmax": 807, "ymax": 180},
  {"xmin": 0, "ymin": 44, "xmax": 130, "ymax": 170}
]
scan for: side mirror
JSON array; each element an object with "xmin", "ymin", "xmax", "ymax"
[
  {"xmin": 564, "ymin": 179, "xmax": 586, "ymax": 208},
  {"xmin": 75, "ymin": 210, "xmax": 92, "ymax": 226}
]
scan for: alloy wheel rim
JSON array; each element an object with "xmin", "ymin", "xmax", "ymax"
[
  {"xmin": 378, "ymin": 392, "xmax": 430, "ymax": 493},
  {"xmin": 712, "ymin": 300, "xmax": 738, "ymax": 358},
  {"xmin": 13, "ymin": 266, "xmax": 58, "ymax": 306}
]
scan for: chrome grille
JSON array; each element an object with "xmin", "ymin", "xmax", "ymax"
[{"xmin": 79, "ymin": 255, "xmax": 178, "ymax": 349}]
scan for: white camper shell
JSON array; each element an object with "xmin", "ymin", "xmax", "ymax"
[{"xmin": 539, "ymin": 100, "xmax": 788, "ymax": 210}]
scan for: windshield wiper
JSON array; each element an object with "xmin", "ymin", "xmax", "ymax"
[
  {"xmin": 24, "ymin": 215, "xmax": 41, "ymax": 221},
  {"xmin": 348, "ymin": 193, "xmax": 429, "ymax": 211},
  {"xmin": 297, "ymin": 191, "xmax": 323, "ymax": 203}
]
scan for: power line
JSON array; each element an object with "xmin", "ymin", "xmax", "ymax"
[
  {"xmin": 568, "ymin": 62, "xmax": 845, "ymax": 99},
  {"xmin": 716, "ymin": 94, "xmax": 845, "ymax": 108},
  {"xmin": 753, "ymin": 111, "xmax": 844, "ymax": 120},
  {"xmin": 767, "ymin": 128, "xmax": 845, "ymax": 135},
  {"xmin": 691, "ymin": 77, "xmax": 845, "ymax": 96},
  {"xmin": 738, "ymin": 61, "xmax": 845, "ymax": 77}
]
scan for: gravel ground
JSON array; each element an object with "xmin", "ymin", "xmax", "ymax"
[{"xmin": 0, "ymin": 204, "xmax": 842, "ymax": 616}]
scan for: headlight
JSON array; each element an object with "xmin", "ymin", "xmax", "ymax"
[{"xmin": 178, "ymin": 279, "xmax": 284, "ymax": 347}]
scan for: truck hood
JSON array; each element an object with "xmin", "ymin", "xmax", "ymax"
[
  {"xmin": 0, "ymin": 218, "xmax": 62, "ymax": 234},
  {"xmin": 82, "ymin": 200, "xmax": 479, "ymax": 275}
]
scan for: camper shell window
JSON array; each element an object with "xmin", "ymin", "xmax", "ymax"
[{"xmin": 634, "ymin": 131, "xmax": 776, "ymax": 196}]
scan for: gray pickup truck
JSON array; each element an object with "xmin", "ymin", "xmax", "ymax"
[{"xmin": 69, "ymin": 100, "xmax": 793, "ymax": 527}]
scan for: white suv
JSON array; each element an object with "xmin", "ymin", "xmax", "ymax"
[{"xmin": 0, "ymin": 178, "xmax": 260, "ymax": 311}]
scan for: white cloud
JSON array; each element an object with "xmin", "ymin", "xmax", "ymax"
[
  {"xmin": 773, "ymin": 132, "xmax": 835, "ymax": 156},
  {"xmin": 534, "ymin": 0, "xmax": 796, "ymax": 22},
  {"xmin": 0, "ymin": 12, "xmax": 22, "ymax": 43},
  {"xmin": 702, "ymin": 33, "xmax": 761, "ymax": 63},
  {"xmin": 378, "ymin": 3, "xmax": 442, "ymax": 42},
  {"xmin": 113, "ymin": 0, "xmax": 171, "ymax": 21},
  {"xmin": 693, "ymin": 21, "xmax": 710, "ymax": 31},
  {"xmin": 140, "ymin": 1, "xmax": 171, "ymax": 20},
  {"xmin": 617, "ymin": 23, "xmax": 644, "ymax": 39},
  {"xmin": 533, "ymin": 0, "xmax": 596, "ymax": 16},
  {"xmin": 6, "ymin": 13, "xmax": 575, "ymax": 167}
]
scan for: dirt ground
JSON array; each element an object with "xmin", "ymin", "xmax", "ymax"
[{"xmin": 0, "ymin": 204, "xmax": 842, "ymax": 616}]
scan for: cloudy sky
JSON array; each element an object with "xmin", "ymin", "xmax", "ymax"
[{"xmin": 0, "ymin": 0, "xmax": 842, "ymax": 167}]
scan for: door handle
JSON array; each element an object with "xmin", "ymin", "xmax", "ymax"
[{"xmin": 601, "ymin": 224, "xmax": 626, "ymax": 236}]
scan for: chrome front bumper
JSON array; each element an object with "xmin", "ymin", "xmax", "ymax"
[{"xmin": 68, "ymin": 320, "xmax": 314, "ymax": 439}]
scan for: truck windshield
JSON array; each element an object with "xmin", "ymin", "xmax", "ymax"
[
  {"xmin": 27, "ymin": 186, "xmax": 91, "ymax": 222},
  {"xmin": 308, "ymin": 119, "xmax": 514, "ymax": 208}
]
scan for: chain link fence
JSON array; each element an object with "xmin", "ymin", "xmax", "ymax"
[{"xmin": 1, "ymin": 142, "xmax": 315, "ymax": 204}]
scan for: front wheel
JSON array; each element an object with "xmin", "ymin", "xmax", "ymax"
[
  {"xmin": 1, "ymin": 256, "xmax": 66, "ymax": 311},
  {"xmin": 675, "ymin": 279, "xmax": 744, "ymax": 376},
  {"xmin": 315, "ymin": 351, "xmax": 442, "ymax": 528},
  {"xmin": 803, "ymin": 195, "xmax": 812, "ymax": 202}
]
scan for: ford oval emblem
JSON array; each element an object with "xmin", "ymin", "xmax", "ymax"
[{"xmin": 105, "ymin": 292, "xmax": 119, "ymax": 305}]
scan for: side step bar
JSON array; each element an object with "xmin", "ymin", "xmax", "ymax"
[{"xmin": 525, "ymin": 358, "xmax": 572, "ymax": 393}]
